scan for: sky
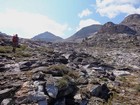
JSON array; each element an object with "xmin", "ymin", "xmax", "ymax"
[{"xmin": 0, "ymin": 0, "xmax": 140, "ymax": 39}]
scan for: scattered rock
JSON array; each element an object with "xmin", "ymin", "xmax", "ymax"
[
  {"xmin": 45, "ymin": 84, "xmax": 58, "ymax": 98},
  {"xmin": 90, "ymin": 83, "xmax": 111, "ymax": 101},
  {"xmin": 1, "ymin": 98, "xmax": 12, "ymax": 105},
  {"xmin": 32, "ymin": 71, "xmax": 45, "ymax": 81},
  {"xmin": 113, "ymin": 70, "xmax": 131, "ymax": 76}
]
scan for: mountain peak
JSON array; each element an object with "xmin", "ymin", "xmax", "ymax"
[
  {"xmin": 121, "ymin": 14, "xmax": 140, "ymax": 34},
  {"xmin": 32, "ymin": 31, "xmax": 63, "ymax": 42},
  {"xmin": 98, "ymin": 22, "xmax": 136, "ymax": 35},
  {"xmin": 104, "ymin": 22, "xmax": 115, "ymax": 27},
  {"xmin": 121, "ymin": 14, "xmax": 140, "ymax": 24}
]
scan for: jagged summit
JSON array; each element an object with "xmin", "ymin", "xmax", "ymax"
[
  {"xmin": 121, "ymin": 14, "xmax": 140, "ymax": 25},
  {"xmin": 121, "ymin": 14, "xmax": 140, "ymax": 34},
  {"xmin": 98, "ymin": 22, "xmax": 136, "ymax": 35},
  {"xmin": 104, "ymin": 22, "xmax": 115, "ymax": 27}
]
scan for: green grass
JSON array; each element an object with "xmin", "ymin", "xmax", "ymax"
[
  {"xmin": 135, "ymin": 84, "xmax": 140, "ymax": 92},
  {"xmin": 0, "ymin": 46, "xmax": 12, "ymax": 53},
  {"xmin": 14, "ymin": 51, "xmax": 32, "ymax": 57},
  {"xmin": 57, "ymin": 77, "xmax": 68, "ymax": 89},
  {"xmin": 119, "ymin": 76, "xmax": 127, "ymax": 82},
  {"xmin": 35, "ymin": 47, "xmax": 54, "ymax": 53},
  {"xmin": 0, "ymin": 45, "xmax": 31, "ymax": 58},
  {"xmin": 48, "ymin": 64, "xmax": 69, "ymax": 75},
  {"xmin": 67, "ymin": 71, "xmax": 79, "ymax": 79}
]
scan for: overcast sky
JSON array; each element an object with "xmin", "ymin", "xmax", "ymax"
[{"xmin": 0, "ymin": 0, "xmax": 140, "ymax": 39}]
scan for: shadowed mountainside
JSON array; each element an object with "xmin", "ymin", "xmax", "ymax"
[{"xmin": 65, "ymin": 24, "xmax": 102, "ymax": 42}]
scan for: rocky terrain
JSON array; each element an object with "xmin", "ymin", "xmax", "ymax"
[
  {"xmin": 0, "ymin": 14, "xmax": 140, "ymax": 105},
  {"xmin": 121, "ymin": 14, "xmax": 140, "ymax": 34}
]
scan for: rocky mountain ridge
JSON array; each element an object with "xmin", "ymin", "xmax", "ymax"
[
  {"xmin": 98, "ymin": 22, "xmax": 136, "ymax": 35},
  {"xmin": 65, "ymin": 24, "xmax": 102, "ymax": 42},
  {"xmin": 121, "ymin": 14, "xmax": 140, "ymax": 34}
]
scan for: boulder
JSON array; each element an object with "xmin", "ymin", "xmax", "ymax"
[
  {"xmin": 90, "ymin": 83, "xmax": 111, "ymax": 101},
  {"xmin": 45, "ymin": 84, "xmax": 58, "ymax": 98},
  {"xmin": 55, "ymin": 56, "xmax": 68, "ymax": 64},
  {"xmin": 0, "ymin": 88, "xmax": 17, "ymax": 102},
  {"xmin": 113, "ymin": 70, "xmax": 131, "ymax": 76},
  {"xmin": 4, "ymin": 63, "xmax": 20, "ymax": 72},
  {"xmin": 76, "ymin": 76, "xmax": 88, "ymax": 85},
  {"xmin": 32, "ymin": 71, "xmax": 45, "ymax": 81},
  {"xmin": 15, "ymin": 81, "xmax": 48, "ymax": 104},
  {"xmin": 19, "ymin": 60, "xmax": 38, "ymax": 71},
  {"xmin": 1, "ymin": 98, "xmax": 12, "ymax": 105},
  {"xmin": 54, "ymin": 98, "xmax": 65, "ymax": 105}
]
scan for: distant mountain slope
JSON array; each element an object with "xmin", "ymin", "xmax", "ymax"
[
  {"xmin": 121, "ymin": 14, "xmax": 140, "ymax": 34},
  {"xmin": 32, "ymin": 31, "xmax": 63, "ymax": 42},
  {"xmin": 65, "ymin": 24, "xmax": 102, "ymax": 42},
  {"xmin": 82, "ymin": 14, "xmax": 140, "ymax": 48}
]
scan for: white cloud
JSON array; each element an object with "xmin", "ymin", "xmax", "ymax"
[
  {"xmin": 96, "ymin": 0, "xmax": 140, "ymax": 18},
  {"xmin": 0, "ymin": 9, "xmax": 68, "ymax": 38},
  {"xmin": 78, "ymin": 8, "xmax": 92, "ymax": 18},
  {"xmin": 68, "ymin": 27, "xmax": 73, "ymax": 31},
  {"xmin": 77, "ymin": 19, "xmax": 101, "ymax": 31}
]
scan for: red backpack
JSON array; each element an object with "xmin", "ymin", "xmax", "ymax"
[{"xmin": 12, "ymin": 35, "xmax": 18, "ymax": 43}]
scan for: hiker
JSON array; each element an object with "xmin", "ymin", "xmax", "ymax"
[{"xmin": 12, "ymin": 34, "xmax": 19, "ymax": 53}]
